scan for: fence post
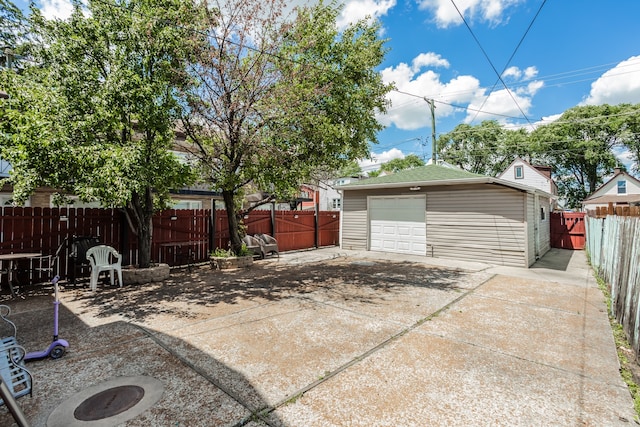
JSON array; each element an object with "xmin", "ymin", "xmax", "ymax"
[
  {"xmin": 270, "ymin": 202, "xmax": 276, "ymax": 237},
  {"xmin": 314, "ymin": 200, "xmax": 319, "ymax": 249},
  {"xmin": 120, "ymin": 209, "xmax": 130, "ymax": 266},
  {"xmin": 210, "ymin": 205, "xmax": 216, "ymax": 252}
]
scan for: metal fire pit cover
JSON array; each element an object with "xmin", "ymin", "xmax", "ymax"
[
  {"xmin": 47, "ymin": 376, "xmax": 164, "ymax": 427},
  {"xmin": 74, "ymin": 385, "xmax": 145, "ymax": 421}
]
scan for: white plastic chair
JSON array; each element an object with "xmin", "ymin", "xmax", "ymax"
[{"xmin": 85, "ymin": 245, "xmax": 123, "ymax": 291}]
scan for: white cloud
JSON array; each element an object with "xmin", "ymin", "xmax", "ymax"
[
  {"xmin": 411, "ymin": 53, "xmax": 449, "ymax": 72},
  {"xmin": 358, "ymin": 148, "xmax": 404, "ymax": 171},
  {"xmin": 336, "ymin": 0, "xmax": 396, "ymax": 30},
  {"xmin": 379, "ymin": 53, "xmax": 483, "ymax": 130},
  {"xmin": 379, "ymin": 54, "xmax": 544, "ymax": 130},
  {"xmin": 40, "ymin": 0, "xmax": 75, "ymax": 20},
  {"xmin": 523, "ymin": 66, "xmax": 538, "ymax": 80},
  {"xmin": 502, "ymin": 66, "xmax": 521, "ymax": 80},
  {"xmin": 417, "ymin": 0, "xmax": 523, "ymax": 28},
  {"xmin": 583, "ymin": 56, "xmax": 640, "ymax": 105},
  {"xmin": 464, "ymin": 77, "xmax": 542, "ymax": 124}
]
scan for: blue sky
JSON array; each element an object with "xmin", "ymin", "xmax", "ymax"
[
  {"xmin": 335, "ymin": 0, "xmax": 640, "ymax": 172},
  {"xmin": 16, "ymin": 0, "xmax": 640, "ymax": 173}
]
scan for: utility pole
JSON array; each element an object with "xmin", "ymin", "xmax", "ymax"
[{"xmin": 424, "ymin": 98, "xmax": 436, "ymax": 164}]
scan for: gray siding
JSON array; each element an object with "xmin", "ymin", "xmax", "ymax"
[
  {"xmin": 539, "ymin": 197, "xmax": 551, "ymax": 256},
  {"xmin": 427, "ymin": 187, "xmax": 527, "ymax": 267},
  {"xmin": 526, "ymin": 193, "xmax": 536, "ymax": 267},
  {"xmin": 341, "ymin": 191, "xmax": 368, "ymax": 250}
]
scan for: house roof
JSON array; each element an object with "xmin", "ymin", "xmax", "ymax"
[
  {"xmin": 583, "ymin": 169, "xmax": 640, "ymax": 201},
  {"xmin": 498, "ymin": 157, "xmax": 554, "ymax": 182},
  {"xmin": 339, "ymin": 164, "xmax": 554, "ymax": 198},
  {"xmin": 582, "ymin": 194, "xmax": 640, "ymax": 205}
]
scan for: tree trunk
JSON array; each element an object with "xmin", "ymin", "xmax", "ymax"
[
  {"xmin": 223, "ymin": 189, "xmax": 243, "ymax": 255},
  {"xmin": 129, "ymin": 187, "xmax": 155, "ymax": 268}
]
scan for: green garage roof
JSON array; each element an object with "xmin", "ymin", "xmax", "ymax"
[
  {"xmin": 340, "ymin": 164, "xmax": 484, "ymax": 188},
  {"xmin": 338, "ymin": 164, "xmax": 554, "ymax": 198}
]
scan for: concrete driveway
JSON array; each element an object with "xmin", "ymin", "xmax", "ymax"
[{"xmin": 0, "ymin": 247, "xmax": 636, "ymax": 426}]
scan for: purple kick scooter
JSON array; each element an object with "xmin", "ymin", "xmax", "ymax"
[{"xmin": 25, "ymin": 275, "xmax": 69, "ymax": 361}]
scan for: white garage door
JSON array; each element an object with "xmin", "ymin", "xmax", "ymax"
[{"xmin": 369, "ymin": 196, "xmax": 426, "ymax": 256}]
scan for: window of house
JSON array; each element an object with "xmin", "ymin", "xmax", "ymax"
[
  {"xmin": 540, "ymin": 207, "xmax": 546, "ymax": 221},
  {"xmin": 514, "ymin": 165, "xmax": 524, "ymax": 179},
  {"xmin": 0, "ymin": 194, "xmax": 31, "ymax": 206},
  {"xmin": 618, "ymin": 180, "xmax": 627, "ymax": 194},
  {"xmin": 50, "ymin": 195, "xmax": 100, "ymax": 208},
  {"xmin": 172, "ymin": 200, "xmax": 202, "ymax": 209},
  {"xmin": 332, "ymin": 198, "xmax": 342, "ymax": 209}
]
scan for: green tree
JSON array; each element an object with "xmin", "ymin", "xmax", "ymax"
[
  {"xmin": 379, "ymin": 154, "xmax": 424, "ymax": 173},
  {"xmin": 531, "ymin": 104, "xmax": 622, "ymax": 208},
  {"xmin": 0, "ymin": 0, "xmax": 29, "ymax": 70},
  {"xmin": 183, "ymin": 0, "xmax": 391, "ymax": 254},
  {"xmin": 0, "ymin": 0, "xmax": 203, "ymax": 267},
  {"xmin": 337, "ymin": 160, "xmax": 362, "ymax": 177},
  {"xmin": 437, "ymin": 120, "xmax": 533, "ymax": 176},
  {"xmin": 618, "ymin": 103, "xmax": 640, "ymax": 174}
]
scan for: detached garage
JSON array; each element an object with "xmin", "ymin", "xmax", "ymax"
[{"xmin": 339, "ymin": 164, "xmax": 552, "ymax": 267}]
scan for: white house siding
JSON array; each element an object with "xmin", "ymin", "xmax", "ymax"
[
  {"xmin": 501, "ymin": 161, "xmax": 553, "ymax": 194},
  {"xmin": 426, "ymin": 187, "xmax": 527, "ymax": 267},
  {"xmin": 341, "ymin": 191, "xmax": 368, "ymax": 250},
  {"xmin": 597, "ymin": 175, "xmax": 640, "ymax": 197}
]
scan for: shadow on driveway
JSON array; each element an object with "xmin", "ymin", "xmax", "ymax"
[{"xmin": 0, "ymin": 259, "xmax": 472, "ymax": 426}]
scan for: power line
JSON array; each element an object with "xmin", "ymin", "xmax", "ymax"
[
  {"xmin": 467, "ymin": 0, "xmax": 547, "ymax": 126},
  {"xmin": 448, "ymin": 0, "xmax": 534, "ymax": 128}
]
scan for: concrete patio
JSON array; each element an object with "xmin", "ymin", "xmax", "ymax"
[{"xmin": 0, "ymin": 247, "xmax": 636, "ymax": 426}]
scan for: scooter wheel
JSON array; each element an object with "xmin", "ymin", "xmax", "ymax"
[{"xmin": 50, "ymin": 345, "xmax": 66, "ymax": 359}]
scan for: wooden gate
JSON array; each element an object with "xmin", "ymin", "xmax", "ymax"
[{"xmin": 551, "ymin": 212, "xmax": 586, "ymax": 250}]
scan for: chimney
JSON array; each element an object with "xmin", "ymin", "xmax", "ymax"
[
  {"xmin": 533, "ymin": 165, "xmax": 552, "ymax": 179},
  {"xmin": 614, "ymin": 167, "xmax": 621, "ymax": 175}
]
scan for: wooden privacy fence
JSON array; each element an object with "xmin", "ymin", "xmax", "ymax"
[
  {"xmin": 592, "ymin": 204, "xmax": 640, "ymax": 218},
  {"xmin": 1, "ymin": 207, "xmax": 340, "ymax": 284},
  {"xmin": 586, "ymin": 215, "xmax": 640, "ymax": 359},
  {"xmin": 550, "ymin": 212, "xmax": 586, "ymax": 250},
  {"xmin": 211, "ymin": 209, "xmax": 340, "ymax": 252}
]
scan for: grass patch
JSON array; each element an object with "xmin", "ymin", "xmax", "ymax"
[{"xmin": 596, "ymin": 275, "xmax": 640, "ymax": 419}]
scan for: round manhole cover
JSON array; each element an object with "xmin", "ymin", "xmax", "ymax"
[{"xmin": 74, "ymin": 385, "xmax": 145, "ymax": 421}]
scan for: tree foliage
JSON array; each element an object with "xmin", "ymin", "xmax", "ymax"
[
  {"xmin": 530, "ymin": 105, "xmax": 623, "ymax": 208},
  {"xmin": 0, "ymin": 0, "xmax": 203, "ymax": 267},
  {"xmin": 618, "ymin": 104, "xmax": 640, "ymax": 175},
  {"xmin": 435, "ymin": 105, "xmax": 640, "ymax": 210},
  {"xmin": 437, "ymin": 120, "xmax": 535, "ymax": 176},
  {"xmin": 380, "ymin": 154, "xmax": 424, "ymax": 173},
  {"xmin": 183, "ymin": 0, "xmax": 392, "ymax": 253}
]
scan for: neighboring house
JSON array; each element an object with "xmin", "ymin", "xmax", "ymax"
[
  {"xmin": 498, "ymin": 157, "xmax": 558, "ymax": 209},
  {"xmin": 582, "ymin": 168, "xmax": 640, "ymax": 212},
  {"xmin": 339, "ymin": 164, "xmax": 553, "ymax": 268},
  {"xmin": 319, "ymin": 176, "xmax": 361, "ymax": 211},
  {"xmin": 288, "ymin": 177, "xmax": 361, "ymax": 212},
  {"xmin": 0, "ymin": 130, "xmax": 222, "ymax": 209}
]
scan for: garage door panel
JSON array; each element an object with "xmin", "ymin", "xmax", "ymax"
[
  {"xmin": 369, "ymin": 196, "xmax": 426, "ymax": 256},
  {"xmin": 370, "ymin": 219, "xmax": 426, "ymax": 255}
]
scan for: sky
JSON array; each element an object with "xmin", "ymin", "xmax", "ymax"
[{"xmin": 14, "ymin": 0, "xmax": 640, "ymax": 173}]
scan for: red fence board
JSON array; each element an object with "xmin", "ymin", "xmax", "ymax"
[
  {"xmin": 550, "ymin": 212, "xmax": 586, "ymax": 250},
  {"xmin": 1, "ymin": 207, "xmax": 340, "ymax": 286},
  {"xmin": 275, "ymin": 211, "xmax": 316, "ymax": 251}
]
